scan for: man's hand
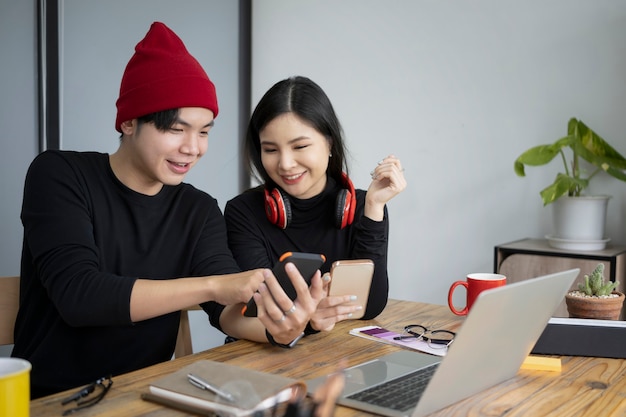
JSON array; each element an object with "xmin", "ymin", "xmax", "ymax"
[{"xmin": 207, "ymin": 269, "xmax": 266, "ymax": 306}]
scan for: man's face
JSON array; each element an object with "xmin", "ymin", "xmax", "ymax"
[{"xmin": 121, "ymin": 107, "xmax": 214, "ymax": 195}]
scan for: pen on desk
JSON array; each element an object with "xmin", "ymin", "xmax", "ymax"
[{"xmin": 187, "ymin": 373, "xmax": 236, "ymax": 402}]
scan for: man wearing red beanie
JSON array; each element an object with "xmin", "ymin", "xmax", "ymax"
[
  {"xmin": 115, "ymin": 21, "xmax": 219, "ymax": 132},
  {"xmin": 12, "ymin": 22, "xmax": 327, "ymax": 402}
]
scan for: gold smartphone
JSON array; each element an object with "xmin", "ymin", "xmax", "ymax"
[{"xmin": 328, "ymin": 259, "xmax": 374, "ymax": 319}]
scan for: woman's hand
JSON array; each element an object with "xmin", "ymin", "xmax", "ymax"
[
  {"xmin": 309, "ymin": 293, "xmax": 364, "ymax": 332},
  {"xmin": 365, "ymin": 154, "xmax": 407, "ymax": 221},
  {"xmin": 254, "ymin": 263, "xmax": 326, "ymax": 344}
]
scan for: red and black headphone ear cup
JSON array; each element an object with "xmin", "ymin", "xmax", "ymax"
[
  {"xmin": 279, "ymin": 190, "xmax": 292, "ymax": 229},
  {"xmin": 265, "ymin": 188, "xmax": 292, "ymax": 229},
  {"xmin": 264, "ymin": 188, "xmax": 279, "ymax": 225},
  {"xmin": 335, "ymin": 189, "xmax": 351, "ymax": 229},
  {"xmin": 267, "ymin": 175, "xmax": 354, "ymax": 229},
  {"xmin": 336, "ymin": 173, "xmax": 356, "ymax": 229}
]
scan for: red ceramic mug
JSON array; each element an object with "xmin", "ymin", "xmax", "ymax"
[{"xmin": 448, "ymin": 273, "xmax": 506, "ymax": 316}]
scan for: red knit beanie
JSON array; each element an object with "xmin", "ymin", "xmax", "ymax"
[{"xmin": 115, "ymin": 22, "xmax": 218, "ymax": 132}]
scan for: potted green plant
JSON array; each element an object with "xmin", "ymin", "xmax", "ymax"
[
  {"xmin": 565, "ymin": 263, "xmax": 624, "ymax": 320},
  {"xmin": 514, "ymin": 117, "xmax": 626, "ymax": 247}
]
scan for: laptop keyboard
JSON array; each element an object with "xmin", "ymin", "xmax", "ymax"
[{"xmin": 346, "ymin": 363, "xmax": 439, "ymax": 412}]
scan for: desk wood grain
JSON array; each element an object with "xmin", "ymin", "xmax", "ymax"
[{"xmin": 29, "ymin": 299, "xmax": 626, "ymax": 416}]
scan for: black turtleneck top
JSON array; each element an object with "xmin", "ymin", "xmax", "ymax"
[{"xmin": 224, "ymin": 177, "xmax": 389, "ymax": 319}]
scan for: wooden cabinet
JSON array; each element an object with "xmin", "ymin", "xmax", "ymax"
[{"xmin": 494, "ymin": 238, "xmax": 626, "ymax": 318}]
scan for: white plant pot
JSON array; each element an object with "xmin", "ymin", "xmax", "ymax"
[{"xmin": 551, "ymin": 195, "xmax": 610, "ymax": 241}]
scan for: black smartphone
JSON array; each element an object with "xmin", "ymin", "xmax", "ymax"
[{"xmin": 242, "ymin": 252, "xmax": 326, "ymax": 317}]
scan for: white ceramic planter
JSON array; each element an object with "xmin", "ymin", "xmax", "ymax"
[{"xmin": 550, "ymin": 195, "xmax": 610, "ymax": 242}]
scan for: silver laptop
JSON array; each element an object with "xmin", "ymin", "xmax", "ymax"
[{"xmin": 307, "ymin": 269, "xmax": 579, "ymax": 417}]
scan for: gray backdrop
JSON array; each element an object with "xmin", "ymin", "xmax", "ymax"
[
  {"xmin": 251, "ymin": 0, "xmax": 626, "ymax": 310},
  {"xmin": 2, "ymin": 0, "xmax": 626, "ymax": 356}
]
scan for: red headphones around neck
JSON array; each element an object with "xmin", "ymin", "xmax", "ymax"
[{"xmin": 264, "ymin": 173, "xmax": 356, "ymax": 230}]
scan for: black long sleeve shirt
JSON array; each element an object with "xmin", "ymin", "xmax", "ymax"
[{"xmin": 13, "ymin": 150, "xmax": 239, "ymax": 398}]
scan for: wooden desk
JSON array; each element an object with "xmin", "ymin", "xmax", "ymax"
[{"xmin": 30, "ymin": 299, "xmax": 626, "ymax": 416}]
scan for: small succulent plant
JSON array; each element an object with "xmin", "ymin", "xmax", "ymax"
[{"xmin": 577, "ymin": 263, "xmax": 619, "ymax": 296}]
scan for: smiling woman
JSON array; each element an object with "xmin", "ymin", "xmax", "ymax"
[{"xmin": 222, "ymin": 75, "xmax": 407, "ymax": 347}]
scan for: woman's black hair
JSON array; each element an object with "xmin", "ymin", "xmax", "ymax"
[{"xmin": 245, "ymin": 76, "xmax": 348, "ymax": 188}]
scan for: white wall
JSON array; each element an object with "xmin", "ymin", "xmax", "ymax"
[
  {"xmin": 251, "ymin": 1, "xmax": 626, "ymax": 307},
  {"xmin": 0, "ymin": 1, "xmax": 39, "ymax": 277},
  {"xmin": 2, "ymin": 0, "xmax": 625, "ymax": 358},
  {"xmin": 0, "ymin": 0, "xmax": 39, "ymax": 357}
]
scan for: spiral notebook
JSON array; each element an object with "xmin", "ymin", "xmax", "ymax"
[{"xmin": 144, "ymin": 360, "xmax": 306, "ymax": 416}]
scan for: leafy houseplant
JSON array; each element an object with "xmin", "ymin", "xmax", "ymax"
[
  {"xmin": 514, "ymin": 118, "xmax": 626, "ymax": 245},
  {"xmin": 565, "ymin": 263, "xmax": 624, "ymax": 320},
  {"xmin": 514, "ymin": 117, "xmax": 626, "ymax": 206}
]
